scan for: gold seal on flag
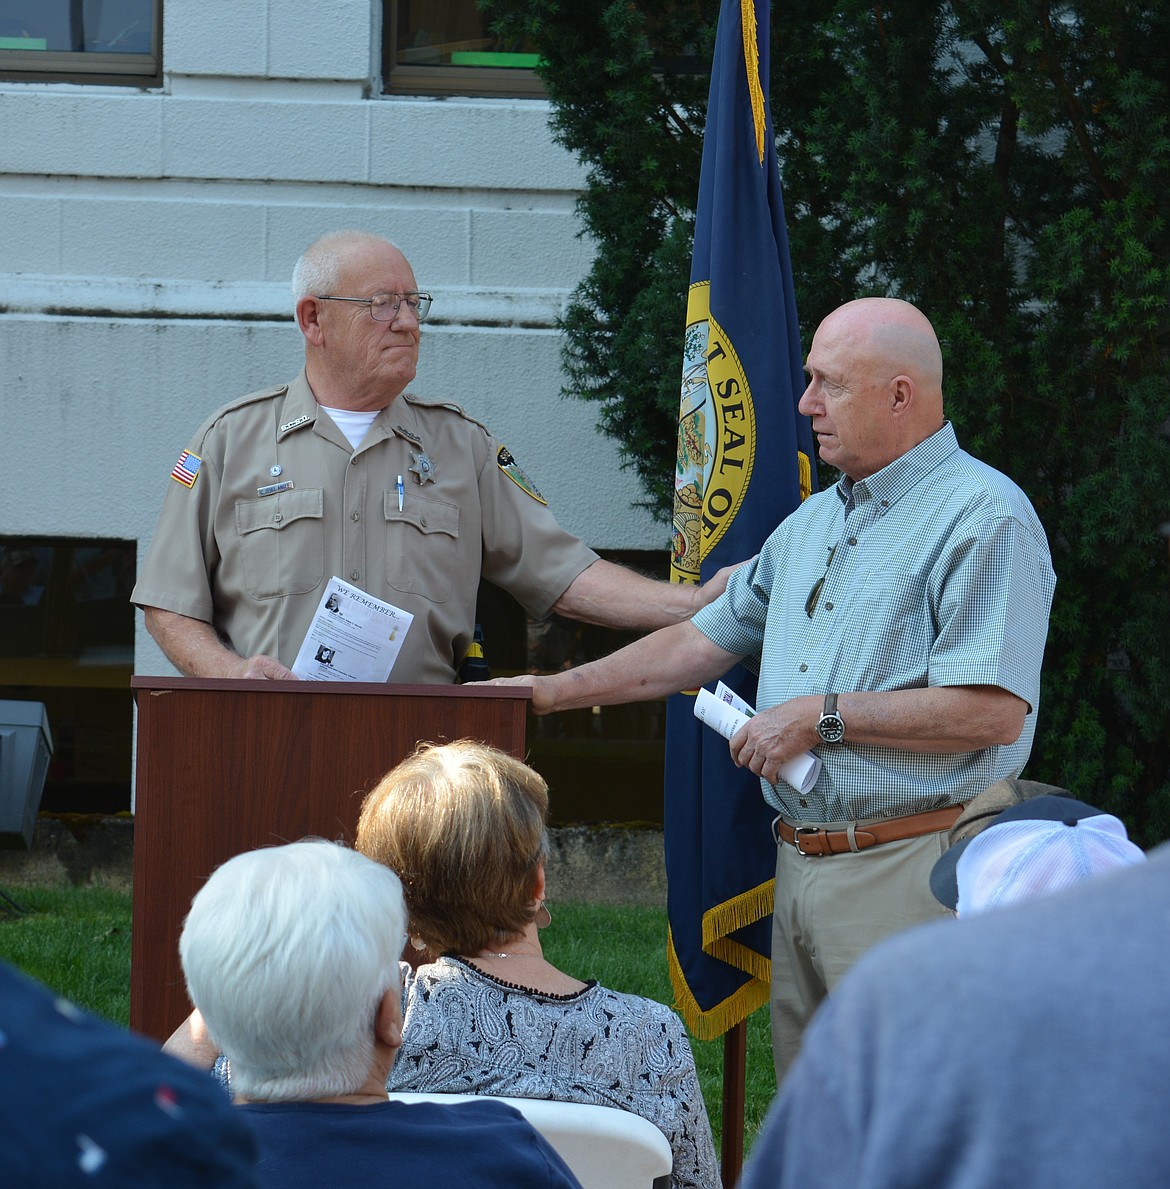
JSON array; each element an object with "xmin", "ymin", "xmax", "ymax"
[{"xmin": 671, "ymin": 281, "xmax": 756, "ymax": 584}]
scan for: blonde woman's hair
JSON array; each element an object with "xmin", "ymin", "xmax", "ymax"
[{"xmin": 356, "ymin": 740, "xmax": 549, "ymax": 956}]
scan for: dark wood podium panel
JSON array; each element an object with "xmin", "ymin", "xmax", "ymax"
[{"xmin": 130, "ymin": 677, "xmax": 530, "ymax": 1041}]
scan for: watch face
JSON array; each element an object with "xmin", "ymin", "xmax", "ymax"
[{"xmin": 817, "ymin": 714, "xmax": 845, "ymax": 744}]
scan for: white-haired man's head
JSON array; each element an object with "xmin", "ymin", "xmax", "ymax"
[{"xmin": 180, "ymin": 840, "xmax": 406, "ymax": 1101}]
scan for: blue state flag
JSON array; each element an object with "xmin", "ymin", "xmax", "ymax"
[{"xmin": 665, "ymin": 0, "xmax": 816, "ymax": 1037}]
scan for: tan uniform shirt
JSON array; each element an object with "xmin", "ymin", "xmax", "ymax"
[{"xmin": 131, "ymin": 371, "xmax": 598, "ymax": 683}]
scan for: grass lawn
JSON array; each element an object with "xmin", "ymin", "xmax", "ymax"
[
  {"xmin": 0, "ymin": 885, "xmax": 776, "ymax": 1159},
  {"xmin": 0, "ymin": 885, "xmax": 132, "ymax": 1024}
]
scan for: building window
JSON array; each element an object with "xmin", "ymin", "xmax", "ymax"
[
  {"xmin": 383, "ymin": 0, "xmax": 545, "ymax": 98},
  {"xmin": 0, "ymin": 0, "xmax": 160, "ymax": 87},
  {"xmin": 0, "ymin": 538, "xmax": 136, "ymax": 814}
]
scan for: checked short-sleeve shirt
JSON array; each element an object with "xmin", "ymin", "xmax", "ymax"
[{"xmin": 691, "ymin": 422, "xmax": 1056, "ymax": 822}]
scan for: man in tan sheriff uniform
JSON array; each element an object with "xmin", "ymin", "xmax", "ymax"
[{"xmin": 132, "ymin": 230, "xmax": 731, "ymax": 682}]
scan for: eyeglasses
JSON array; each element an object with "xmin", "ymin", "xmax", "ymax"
[
  {"xmin": 314, "ymin": 292, "xmax": 433, "ymax": 323},
  {"xmin": 805, "ymin": 545, "xmax": 837, "ymax": 618}
]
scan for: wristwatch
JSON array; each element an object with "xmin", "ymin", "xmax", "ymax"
[{"xmin": 816, "ymin": 693, "xmax": 846, "ymax": 744}]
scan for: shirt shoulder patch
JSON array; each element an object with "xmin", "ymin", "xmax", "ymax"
[
  {"xmin": 497, "ymin": 446, "xmax": 547, "ymax": 504},
  {"xmin": 170, "ymin": 450, "xmax": 202, "ymax": 488}
]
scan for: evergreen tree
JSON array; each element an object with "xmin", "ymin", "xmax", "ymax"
[{"xmin": 485, "ymin": 0, "xmax": 1170, "ymax": 841}]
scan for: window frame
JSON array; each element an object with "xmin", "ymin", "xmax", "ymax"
[
  {"xmin": 382, "ymin": 0, "xmax": 546, "ymax": 100},
  {"xmin": 0, "ymin": 0, "xmax": 162, "ymax": 88}
]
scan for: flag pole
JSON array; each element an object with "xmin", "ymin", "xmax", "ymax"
[{"xmin": 720, "ymin": 1020, "xmax": 747, "ymax": 1186}]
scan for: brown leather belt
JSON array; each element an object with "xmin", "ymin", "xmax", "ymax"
[{"xmin": 774, "ymin": 804, "xmax": 964, "ymax": 857}]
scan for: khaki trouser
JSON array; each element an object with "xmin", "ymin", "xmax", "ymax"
[{"xmin": 770, "ymin": 824, "xmax": 953, "ymax": 1083}]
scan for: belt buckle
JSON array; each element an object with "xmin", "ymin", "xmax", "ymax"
[{"xmin": 792, "ymin": 826, "xmax": 824, "ymax": 857}]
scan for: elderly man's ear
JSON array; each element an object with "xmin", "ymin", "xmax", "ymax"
[
  {"xmin": 296, "ymin": 295, "xmax": 327, "ymax": 345},
  {"xmin": 376, "ymin": 988, "xmax": 404, "ymax": 1052}
]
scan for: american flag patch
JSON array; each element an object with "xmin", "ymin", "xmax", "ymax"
[{"xmin": 171, "ymin": 450, "xmax": 202, "ymax": 487}]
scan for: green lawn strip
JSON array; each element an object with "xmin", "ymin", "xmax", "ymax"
[{"xmin": 0, "ymin": 885, "xmax": 132, "ymax": 1026}]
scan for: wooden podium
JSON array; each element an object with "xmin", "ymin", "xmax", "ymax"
[{"xmin": 129, "ymin": 676, "xmax": 530, "ymax": 1041}]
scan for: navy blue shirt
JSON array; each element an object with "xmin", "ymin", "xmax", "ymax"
[
  {"xmin": 238, "ymin": 1096, "xmax": 582, "ymax": 1188},
  {"xmin": 0, "ymin": 960, "xmax": 257, "ymax": 1187}
]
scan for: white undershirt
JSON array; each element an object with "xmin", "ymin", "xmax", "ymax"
[{"xmin": 319, "ymin": 405, "xmax": 379, "ymax": 449}]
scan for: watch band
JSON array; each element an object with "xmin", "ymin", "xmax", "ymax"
[{"xmin": 816, "ymin": 692, "xmax": 846, "ymax": 744}]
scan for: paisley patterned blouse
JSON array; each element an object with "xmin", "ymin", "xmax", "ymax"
[{"xmin": 388, "ymin": 956, "xmax": 719, "ymax": 1189}]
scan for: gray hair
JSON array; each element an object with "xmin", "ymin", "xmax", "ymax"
[
  {"xmin": 290, "ymin": 230, "xmax": 401, "ymax": 306},
  {"xmin": 180, "ymin": 839, "xmax": 406, "ymax": 1101}
]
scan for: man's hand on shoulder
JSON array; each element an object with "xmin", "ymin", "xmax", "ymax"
[{"xmin": 552, "ymin": 555, "xmax": 753, "ymax": 632}]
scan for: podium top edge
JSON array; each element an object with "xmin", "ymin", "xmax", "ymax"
[{"xmin": 129, "ymin": 676, "xmax": 532, "ymax": 700}]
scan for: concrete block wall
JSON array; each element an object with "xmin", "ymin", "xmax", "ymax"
[{"xmin": 1, "ymin": 0, "xmax": 667, "ymax": 678}]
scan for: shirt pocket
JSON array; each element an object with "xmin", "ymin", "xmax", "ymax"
[
  {"xmin": 383, "ymin": 491, "xmax": 460, "ymax": 603},
  {"xmin": 235, "ymin": 488, "xmax": 325, "ymax": 599}
]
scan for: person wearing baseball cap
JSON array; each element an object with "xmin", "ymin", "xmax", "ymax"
[{"xmin": 930, "ymin": 790, "xmax": 1145, "ymax": 915}]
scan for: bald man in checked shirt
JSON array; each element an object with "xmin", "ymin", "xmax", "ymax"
[{"xmin": 491, "ymin": 297, "xmax": 1056, "ymax": 1080}]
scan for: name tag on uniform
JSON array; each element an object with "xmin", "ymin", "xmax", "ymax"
[{"xmin": 257, "ymin": 480, "xmax": 295, "ymax": 497}]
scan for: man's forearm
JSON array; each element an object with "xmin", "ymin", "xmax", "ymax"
[
  {"xmin": 143, "ymin": 607, "xmax": 294, "ymax": 680},
  {"xmin": 836, "ymin": 685, "xmax": 1028, "ymax": 752},
  {"xmin": 144, "ymin": 607, "xmax": 238, "ymax": 676},
  {"xmin": 162, "ymin": 1009, "xmax": 219, "ymax": 1072},
  {"xmin": 494, "ymin": 621, "xmax": 741, "ymax": 714},
  {"xmin": 732, "ymin": 684, "xmax": 1029, "ymax": 786},
  {"xmin": 550, "ymin": 558, "xmax": 739, "ymax": 630}
]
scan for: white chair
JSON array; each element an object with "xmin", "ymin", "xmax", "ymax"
[{"xmin": 385, "ymin": 1092, "xmax": 673, "ymax": 1189}]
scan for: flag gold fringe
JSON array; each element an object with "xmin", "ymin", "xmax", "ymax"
[
  {"xmin": 700, "ymin": 877, "xmax": 773, "ymax": 950},
  {"xmin": 667, "ymin": 878, "xmax": 775, "ymax": 1038},
  {"xmin": 708, "ymin": 934, "xmax": 771, "ymax": 985},
  {"xmin": 798, "ymin": 450, "xmax": 812, "ymax": 500},
  {"xmin": 740, "ymin": 0, "xmax": 766, "ymax": 166},
  {"xmin": 669, "ymin": 926, "xmax": 771, "ymax": 1040}
]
